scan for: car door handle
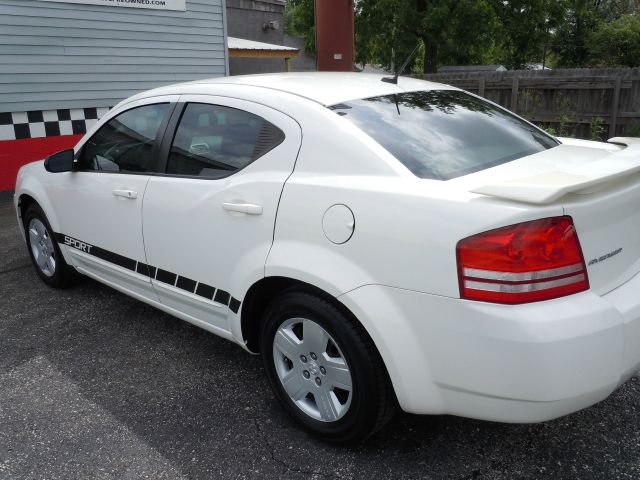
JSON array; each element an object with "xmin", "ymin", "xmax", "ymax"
[
  {"xmin": 222, "ymin": 202, "xmax": 263, "ymax": 215},
  {"xmin": 112, "ymin": 189, "xmax": 138, "ymax": 199}
]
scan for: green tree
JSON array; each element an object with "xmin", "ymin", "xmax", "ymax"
[
  {"xmin": 587, "ymin": 14, "xmax": 640, "ymax": 66},
  {"xmin": 491, "ymin": 0, "xmax": 564, "ymax": 69},
  {"xmin": 356, "ymin": 0, "xmax": 499, "ymax": 73},
  {"xmin": 601, "ymin": 0, "xmax": 640, "ymax": 21},
  {"xmin": 356, "ymin": 0, "xmax": 425, "ymax": 71},
  {"xmin": 552, "ymin": 0, "xmax": 604, "ymax": 67},
  {"xmin": 284, "ymin": 0, "xmax": 316, "ymax": 53}
]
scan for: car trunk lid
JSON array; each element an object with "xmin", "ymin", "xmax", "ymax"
[
  {"xmin": 469, "ymin": 138, "xmax": 640, "ymax": 204},
  {"xmin": 462, "ymin": 138, "xmax": 640, "ymax": 295}
]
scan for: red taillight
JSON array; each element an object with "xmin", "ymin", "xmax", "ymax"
[{"xmin": 457, "ymin": 216, "xmax": 589, "ymax": 304}]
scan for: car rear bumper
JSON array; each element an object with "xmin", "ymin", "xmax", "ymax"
[{"xmin": 338, "ymin": 271, "xmax": 640, "ymax": 422}]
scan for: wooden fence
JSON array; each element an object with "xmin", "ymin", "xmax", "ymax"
[{"xmin": 420, "ymin": 68, "xmax": 640, "ymax": 140}]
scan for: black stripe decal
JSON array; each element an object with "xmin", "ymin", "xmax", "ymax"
[
  {"xmin": 55, "ymin": 232, "xmax": 242, "ymax": 313},
  {"xmin": 229, "ymin": 297, "xmax": 241, "ymax": 314},
  {"xmin": 195, "ymin": 283, "xmax": 215, "ymax": 300},
  {"xmin": 94, "ymin": 248, "xmax": 136, "ymax": 271},
  {"xmin": 136, "ymin": 262, "xmax": 157, "ymax": 278},
  {"xmin": 156, "ymin": 269, "xmax": 177, "ymax": 285},
  {"xmin": 214, "ymin": 289, "xmax": 230, "ymax": 306},
  {"xmin": 176, "ymin": 275, "xmax": 197, "ymax": 293},
  {"xmin": 55, "ymin": 233, "xmax": 135, "ymax": 271}
]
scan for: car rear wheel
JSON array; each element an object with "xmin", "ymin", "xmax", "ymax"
[
  {"xmin": 24, "ymin": 204, "xmax": 77, "ymax": 288},
  {"xmin": 260, "ymin": 291, "xmax": 397, "ymax": 443}
]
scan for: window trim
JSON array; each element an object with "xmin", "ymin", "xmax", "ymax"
[{"xmin": 74, "ymin": 101, "xmax": 178, "ymax": 176}]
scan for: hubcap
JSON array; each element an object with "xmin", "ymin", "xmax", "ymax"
[
  {"xmin": 28, "ymin": 218, "xmax": 56, "ymax": 277},
  {"xmin": 272, "ymin": 317, "xmax": 353, "ymax": 422}
]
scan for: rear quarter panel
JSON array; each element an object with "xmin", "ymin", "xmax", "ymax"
[{"xmin": 267, "ymin": 108, "xmax": 565, "ymax": 298}]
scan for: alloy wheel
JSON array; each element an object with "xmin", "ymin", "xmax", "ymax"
[
  {"xmin": 28, "ymin": 218, "xmax": 56, "ymax": 277},
  {"xmin": 272, "ymin": 317, "xmax": 353, "ymax": 422}
]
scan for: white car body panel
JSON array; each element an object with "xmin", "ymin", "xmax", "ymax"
[
  {"xmin": 54, "ymin": 171, "xmax": 153, "ymax": 297},
  {"xmin": 68, "ymin": 250, "xmax": 237, "ymax": 342},
  {"xmin": 15, "ymin": 161, "xmax": 62, "ymax": 242},
  {"xmin": 267, "ymin": 174, "xmax": 564, "ymax": 298},
  {"xmin": 166, "ymin": 72, "xmax": 455, "ymax": 108},
  {"xmin": 469, "ymin": 142, "xmax": 640, "ymax": 204},
  {"xmin": 561, "ymin": 176, "xmax": 640, "ymax": 295},
  {"xmin": 13, "ymin": 73, "xmax": 640, "ymax": 424},
  {"xmin": 340, "ymin": 271, "xmax": 640, "ymax": 420},
  {"xmin": 452, "ymin": 138, "xmax": 640, "ymax": 295},
  {"xmin": 52, "ymin": 95, "xmax": 180, "ymax": 300},
  {"xmin": 142, "ymin": 95, "xmax": 302, "ymax": 333}
]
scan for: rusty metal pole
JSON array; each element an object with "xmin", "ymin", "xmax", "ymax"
[{"xmin": 315, "ymin": 0, "xmax": 355, "ymax": 71}]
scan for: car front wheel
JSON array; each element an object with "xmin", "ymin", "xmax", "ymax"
[
  {"xmin": 24, "ymin": 204, "xmax": 77, "ymax": 288},
  {"xmin": 260, "ymin": 291, "xmax": 396, "ymax": 443}
]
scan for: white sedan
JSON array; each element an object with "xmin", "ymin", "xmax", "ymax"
[{"xmin": 14, "ymin": 73, "xmax": 640, "ymax": 443}]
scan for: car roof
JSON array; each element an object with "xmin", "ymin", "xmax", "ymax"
[{"xmin": 136, "ymin": 72, "xmax": 457, "ymax": 107}]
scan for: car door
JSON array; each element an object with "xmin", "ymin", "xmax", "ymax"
[
  {"xmin": 52, "ymin": 96, "xmax": 178, "ymax": 300},
  {"xmin": 142, "ymin": 96, "xmax": 302, "ymax": 332}
]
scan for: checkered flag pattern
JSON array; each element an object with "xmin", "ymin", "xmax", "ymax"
[{"xmin": 0, "ymin": 107, "xmax": 111, "ymax": 141}]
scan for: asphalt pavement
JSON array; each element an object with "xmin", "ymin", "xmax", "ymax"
[{"xmin": 1, "ymin": 192, "xmax": 639, "ymax": 480}]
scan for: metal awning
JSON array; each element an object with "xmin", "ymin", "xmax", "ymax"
[{"xmin": 227, "ymin": 37, "xmax": 299, "ymax": 71}]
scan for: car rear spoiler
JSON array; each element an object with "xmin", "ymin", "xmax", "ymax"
[{"xmin": 469, "ymin": 138, "xmax": 640, "ymax": 204}]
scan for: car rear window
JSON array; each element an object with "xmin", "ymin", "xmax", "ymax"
[{"xmin": 329, "ymin": 90, "xmax": 559, "ymax": 180}]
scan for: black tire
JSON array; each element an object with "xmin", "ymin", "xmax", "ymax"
[
  {"xmin": 260, "ymin": 290, "xmax": 397, "ymax": 443},
  {"xmin": 23, "ymin": 203, "xmax": 77, "ymax": 288}
]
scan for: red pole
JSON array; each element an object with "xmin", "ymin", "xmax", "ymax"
[{"xmin": 315, "ymin": 0, "xmax": 355, "ymax": 71}]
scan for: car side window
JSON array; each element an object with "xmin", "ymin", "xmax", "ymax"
[
  {"xmin": 78, "ymin": 103, "xmax": 170, "ymax": 173},
  {"xmin": 166, "ymin": 103, "xmax": 285, "ymax": 178}
]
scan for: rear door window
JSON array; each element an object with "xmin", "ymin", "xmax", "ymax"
[
  {"xmin": 329, "ymin": 90, "xmax": 558, "ymax": 180},
  {"xmin": 166, "ymin": 103, "xmax": 285, "ymax": 178}
]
